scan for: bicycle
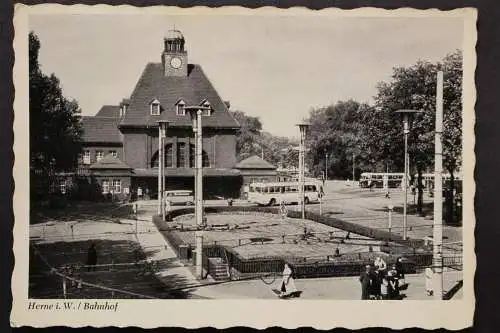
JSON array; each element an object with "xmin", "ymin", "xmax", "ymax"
[{"xmin": 260, "ymin": 271, "xmax": 281, "ymax": 285}]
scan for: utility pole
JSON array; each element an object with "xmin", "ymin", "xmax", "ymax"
[{"xmin": 433, "ymin": 71, "xmax": 444, "ymax": 300}]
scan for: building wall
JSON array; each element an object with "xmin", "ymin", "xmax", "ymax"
[
  {"xmin": 126, "ymin": 128, "xmax": 238, "ymax": 169},
  {"xmin": 123, "ymin": 132, "xmax": 148, "ymax": 168},
  {"xmin": 93, "ymin": 173, "xmax": 132, "ymax": 200}
]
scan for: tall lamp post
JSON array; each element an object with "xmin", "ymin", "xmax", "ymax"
[
  {"xmin": 157, "ymin": 120, "xmax": 169, "ymax": 218},
  {"xmin": 296, "ymin": 122, "xmax": 310, "ymax": 220},
  {"xmin": 433, "ymin": 71, "xmax": 444, "ymax": 299},
  {"xmin": 395, "ymin": 109, "xmax": 422, "ymax": 240},
  {"xmin": 187, "ymin": 106, "xmax": 210, "ymax": 279},
  {"xmin": 324, "ymin": 149, "xmax": 329, "ymax": 181}
]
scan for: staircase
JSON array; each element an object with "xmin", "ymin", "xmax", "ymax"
[{"xmin": 207, "ymin": 257, "xmax": 230, "ymax": 281}]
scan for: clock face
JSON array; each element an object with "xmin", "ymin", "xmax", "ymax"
[{"xmin": 170, "ymin": 57, "xmax": 182, "ymax": 69}]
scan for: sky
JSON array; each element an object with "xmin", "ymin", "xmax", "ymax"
[{"xmin": 29, "ymin": 11, "xmax": 464, "ymax": 138}]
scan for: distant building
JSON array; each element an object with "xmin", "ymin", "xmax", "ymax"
[{"xmin": 234, "ymin": 155, "xmax": 278, "ymax": 197}]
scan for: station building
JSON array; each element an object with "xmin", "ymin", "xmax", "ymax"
[{"xmin": 77, "ymin": 30, "xmax": 252, "ymax": 199}]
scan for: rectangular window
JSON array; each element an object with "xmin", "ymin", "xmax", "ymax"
[
  {"xmin": 176, "ymin": 104, "xmax": 186, "ymax": 116},
  {"xmin": 59, "ymin": 180, "xmax": 66, "ymax": 194},
  {"xmin": 177, "ymin": 142, "xmax": 186, "ymax": 167},
  {"xmin": 113, "ymin": 179, "xmax": 122, "ymax": 193},
  {"xmin": 151, "ymin": 103, "xmax": 160, "ymax": 115},
  {"xmin": 165, "ymin": 144, "xmax": 173, "ymax": 167},
  {"xmin": 202, "ymin": 108, "xmax": 211, "ymax": 116},
  {"xmin": 96, "ymin": 151, "xmax": 104, "ymax": 162},
  {"xmin": 102, "ymin": 180, "xmax": 109, "ymax": 194},
  {"xmin": 109, "ymin": 150, "xmax": 117, "ymax": 158},
  {"xmin": 83, "ymin": 151, "xmax": 91, "ymax": 165}
]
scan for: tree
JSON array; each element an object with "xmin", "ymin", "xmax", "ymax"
[
  {"xmin": 230, "ymin": 110, "xmax": 263, "ymax": 161},
  {"xmin": 230, "ymin": 110, "xmax": 298, "ymax": 168},
  {"xmin": 30, "ymin": 32, "xmax": 83, "ymax": 200},
  {"xmin": 306, "ymin": 100, "xmax": 375, "ymax": 180},
  {"xmin": 372, "ymin": 50, "xmax": 463, "ymax": 220}
]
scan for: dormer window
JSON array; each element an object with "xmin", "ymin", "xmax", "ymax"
[
  {"xmin": 201, "ymin": 100, "xmax": 212, "ymax": 116},
  {"xmin": 150, "ymin": 98, "xmax": 161, "ymax": 115},
  {"xmin": 176, "ymin": 100, "xmax": 186, "ymax": 116}
]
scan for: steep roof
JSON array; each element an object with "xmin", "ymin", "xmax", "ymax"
[
  {"xmin": 95, "ymin": 105, "xmax": 120, "ymax": 118},
  {"xmin": 81, "ymin": 116, "xmax": 122, "ymax": 143},
  {"xmin": 119, "ymin": 63, "xmax": 240, "ymax": 129},
  {"xmin": 89, "ymin": 154, "xmax": 132, "ymax": 170},
  {"xmin": 234, "ymin": 155, "xmax": 276, "ymax": 170}
]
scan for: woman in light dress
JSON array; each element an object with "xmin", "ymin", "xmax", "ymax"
[
  {"xmin": 425, "ymin": 267, "xmax": 434, "ymax": 296},
  {"xmin": 279, "ymin": 263, "xmax": 297, "ymax": 297}
]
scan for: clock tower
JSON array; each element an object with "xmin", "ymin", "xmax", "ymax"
[{"xmin": 162, "ymin": 29, "xmax": 188, "ymax": 77}]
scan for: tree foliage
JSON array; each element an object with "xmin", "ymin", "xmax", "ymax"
[
  {"xmin": 30, "ymin": 32, "xmax": 83, "ymax": 198},
  {"xmin": 305, "ymin": 50, "xmax": 462, "ymax": 220},
  {"xmin": 231, "ymin": 110, "xmax": 298, "ymax": 167},
  {"xmin": 306, "ymin": 100, "xmax": 376, "ymax": 179}
]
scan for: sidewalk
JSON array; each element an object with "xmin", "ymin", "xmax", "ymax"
[
  {"xmin": 129, "ymin": 212, "xmax": 202, "ymax": 297},
  {"xmin": 188, "ymin": 270, "xmax": 463, "ymax": 300}
]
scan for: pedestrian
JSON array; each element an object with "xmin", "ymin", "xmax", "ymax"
[
  {"xmin": 279, "ymin": 263, "xmax": 297, "ymax": 297},
  {"xmin": 86, "ymin": 243, "xmax": 97, "ymax": 272},
  {"xmin": 359, "ymin": 265, "xmax": 373, "ymax": 300},
  {"xmin": 137, "ymin": 187, "xmax": 143, "ymax": 199},
  {"xmin": 387, "ymin": 267, "xmax": 400, "ymax": 299},
  {"xmin": 380, "ymin": 276, "xmax": 389, "ymax": 300},
  {"xmin": 425, "ymin": 267, "xmax": 434, "ymax": 296},
  {"xmin": 164, "ymin": 199, "xmax": 172, "ymax": 221},
  {"xmin": 368, "ymin": 180, "xmax": 373, "ymax": 192},
  {"xmin": 395, "ymin": 257, "xmax": 406, "ymax": 286},
  {"xmin": 374, "ymin": 256, "xmax": 387, "ymax": 275}
]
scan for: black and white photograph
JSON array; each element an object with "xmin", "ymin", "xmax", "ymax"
[{"xmin": 12, "ymin": 4, "xmax": 476, "ymax": 329}]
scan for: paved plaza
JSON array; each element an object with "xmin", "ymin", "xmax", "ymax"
[
  {"xmin": 28, "ymin": 180, "xmax": 463, "ymax": 299},
  {"xmin": 302, "ymin": 181, "xmax": 462, "ymax": 244}
]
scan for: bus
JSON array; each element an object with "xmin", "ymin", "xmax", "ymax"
[
  {"xmin": 247, "ymin": 181, "xmax": 323, "ymax": 206},
  {"xmin": 359, "ymin": 172, "xmax": 409, "ymax": 189},
  {"xmin": 418, "ymin": 173, "xmax": 462, "ymax": 196}
]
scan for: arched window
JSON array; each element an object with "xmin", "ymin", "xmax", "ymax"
[
  {"xmin": 151, "ymin": 144, "xmax": 174, "ymax": 168},
  {"xmin": 177, "ymin": 142, "xmax": 186, "ymax": 167},
  {"xmin": 188, "ymin": 143, "xmax": 210, "ymax": 168}
]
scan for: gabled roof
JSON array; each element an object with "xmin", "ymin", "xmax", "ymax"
[
  {"xmin": 234, "ymin": 155, "xmax": 276, "ymax": 170},
  {"xmin": 119, "ymin": 63, "xmax": 240, "ymax": 129},
  {"xmin": 95, "ymin": 105, "xmax": 120, "ymax": 118},
  {"xmin": 89, "ymin": 154, "xmax": 132, "ymax": 170},
  {"xmin": 81, "ymin": 116, "xmax": 122, "ymax": 143}
]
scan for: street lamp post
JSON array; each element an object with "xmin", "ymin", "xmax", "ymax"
[
  {"xmin": 296, "ymin": 122, "xmax": 310, "ymax": 220},
  {"xmin": 395, "ymin": 109, "xmax": 422, "ymax": 240},
  {"xmin": 187, "ymin": 106, "xmax": 210, "ymax": 279},
  {"xmin": 352, "ymin": 153, "xmax": 355, "ymax": 182},
  {"xmin": 157, "ymin": 120, "xmax": 169, "ymax": 218},
  {"xmin": 433, "ymin": 71, "xmax": 444, "ymax": 300},
  {"xmin": 324, "ymin": 149, "xmax": 328, "ymax": 181}
]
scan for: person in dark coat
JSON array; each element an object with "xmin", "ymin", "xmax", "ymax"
[
  {"xmin": 359, "ymin": 265, "xmax": 373, "ymax": 300},
  {"xmin": 87, "ymin": 243, "xmax": 98, "ymax": 271}
]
